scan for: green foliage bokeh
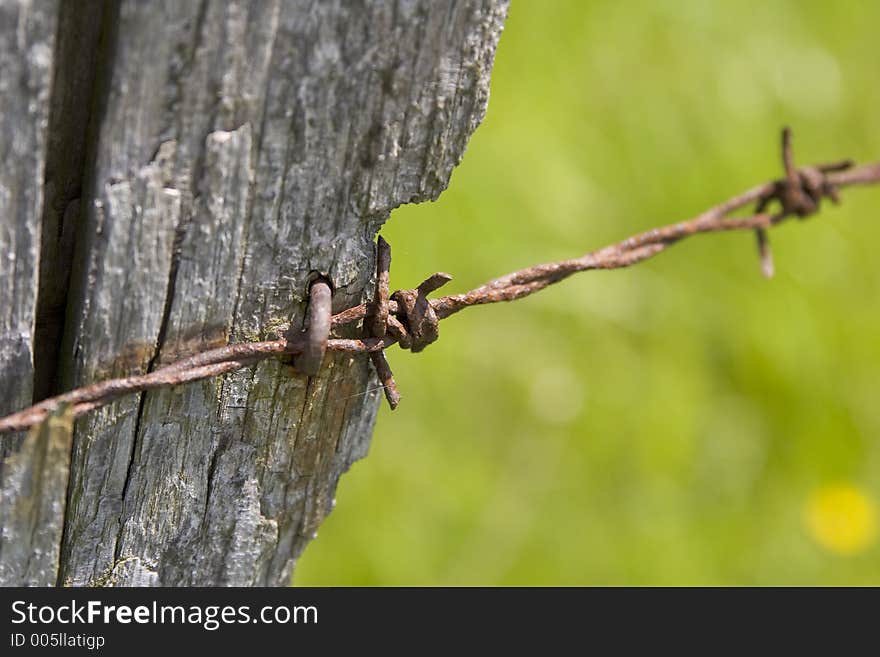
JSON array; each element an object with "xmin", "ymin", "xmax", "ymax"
[{"xmin": 296, "ymin": 0, "xmax": 880, "ymax": 585}]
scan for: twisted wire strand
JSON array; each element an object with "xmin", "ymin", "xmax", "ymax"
[{"xmin": 2, "ymin": 130, "xmax": 879, "ymax": 433}]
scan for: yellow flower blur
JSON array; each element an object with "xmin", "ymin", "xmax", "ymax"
[{"xmin": 805, "ymin": 484, "xmax": 878, "ymax": 556}]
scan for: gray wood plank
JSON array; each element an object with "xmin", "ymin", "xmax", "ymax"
[
  {"xmin": 0, "ymin": 0, "xmax": 56, "ymax": 436},
  {"xmin": 1, "ymin": 0, "xmax": 508, "ymax": 586},
  {"xmin": 0, "ymin": 406, "xmax": 73, "ymax": 586},
  {"xmin": 0, "ymin": 0, "xmax": 59, "ymax": 586}
]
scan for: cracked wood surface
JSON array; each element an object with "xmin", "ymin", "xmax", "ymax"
[
  {"xmin": 0, "ymin": 406, "xmax": 73, "ymax": 586},
  {"xmin": 0, "ymin": 0, "xmax": 55, "ymax": 441},
  {"xmin": 0, "ymin": 0, "xmax": 508, "ymax": 586},
  {"xmin": 0, "ymin": 0, "xmax": 60, "ymax": 585}
]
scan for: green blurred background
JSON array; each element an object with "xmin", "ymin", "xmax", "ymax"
[{"xmin": 297, "ymin": 0, "xmax": 880, "ymax": 585}]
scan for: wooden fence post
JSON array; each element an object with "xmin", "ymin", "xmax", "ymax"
[{"xmin": 0, "ymin": 0, "xmax": 508, "ymax": 586}]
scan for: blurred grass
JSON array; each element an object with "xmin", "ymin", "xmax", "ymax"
[{"xmin": 296, "ymin": 0, "xmax": 880, "ymax": 585}]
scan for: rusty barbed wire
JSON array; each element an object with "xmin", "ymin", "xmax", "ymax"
[{"xmin": 2, "ymin": 128, "xmax": 880, "ymax": 433}]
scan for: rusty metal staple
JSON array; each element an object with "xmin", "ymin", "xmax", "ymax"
[{"xmin": 2, "ymin": 128, "xmax": 880, "ymax": 433}]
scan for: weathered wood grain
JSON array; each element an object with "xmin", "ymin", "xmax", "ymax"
[
  {"xmin": 1, "ymin": 0, "xmax": 508, "ymax": 586},
  {"xmin": 0, "ymin": 406, "xmax": 73, "ymax": 586},
  {"xmin": 0, "ymin": 0, "xmax": 59, "ymax": 586},
  {"xmin": 0, "ymin": 0, "xmax": 56, "ymax": 441}
]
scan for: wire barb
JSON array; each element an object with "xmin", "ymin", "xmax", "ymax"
[
  {"xmin": 367, "ymin": 236, "xmax": 392, "ymax": 339},
  {"xmin": 366, "ymin": 236, "xmax": 401, "ymax": 408},
  {"xmin": 755, "ymin": 228, "xmax": 774, "ymax": 279},
  {"xmin": 370, "ymin": 351, "xmax": 401, "ymax": 410},
  {"xmin": 390, "ymin": 272, "xmax": 452, "ymax": 353},
  {"xmin": 2, "ymin": 129, "xmax": 879, "ymax": 432}
]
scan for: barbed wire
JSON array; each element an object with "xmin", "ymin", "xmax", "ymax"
[{"xmin": 2, "ymin": 128, "xmax": 879, "ymax": 433}]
